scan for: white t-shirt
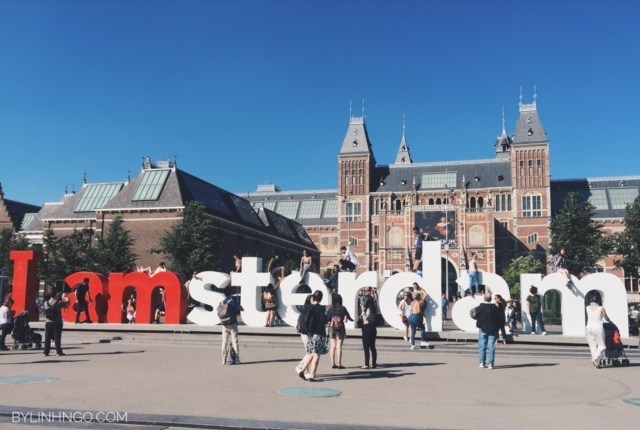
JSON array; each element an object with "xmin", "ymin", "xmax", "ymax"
[{"xmin": 0, "ymin": 305, "xmax": 10, "ymax": 325}]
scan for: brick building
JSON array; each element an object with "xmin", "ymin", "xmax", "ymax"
[
  {"xmin": 20, "ymin": 159, "xmax": 317, "ymax": 276},
  {"xmin": 247, "ymin": 98, "xmax": 640, "ymax": 299}
]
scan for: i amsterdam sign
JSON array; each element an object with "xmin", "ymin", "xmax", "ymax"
[{"xmin": 8, "ymin": 242, "xmax": 630, "ymax": 337}]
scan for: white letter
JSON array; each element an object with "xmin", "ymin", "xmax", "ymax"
[
  {"xmin": 231, "ymin": 257, "xmax": 270, "ymax": 327},
  {"xmin": 186, "ymin": 271, "xmax": 228, "ymax": 325}
]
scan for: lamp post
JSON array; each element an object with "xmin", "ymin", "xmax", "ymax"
[{"xmin": 444, "ymin": 185, "xmax": 454, "ymax": 301}]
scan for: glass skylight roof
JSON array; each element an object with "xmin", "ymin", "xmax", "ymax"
[
  {"xmin": 322, "ymin": 199, "xmax": 338, "ymax": 218},
  {"xmin": 272, "ymin": 214, "xmax": 296, "ymax": 238},
  {"xmin": 231, "ymin": 195, "xmax": 262, "ymax": 226},
  {"xmin": 275, "ymin": 201, "xmax": 299, "ymax": 219},
  {"xmin": 587, "ymin": 189, "xmax": 609, "ymax": 210},
  {"xmin": 132, "ymin": 170, "xmax": 170, "ymax": 201},
  {"xmin": 421, "ymin": 172, "xmax": 457, "ymax": 189},
  {"xmin": 20, "ymin": 213, "xmax": 36, "ymax": 230},
  {"xmin": 298, "ymin": 200, "xmax": 324, "ymax": 219},
  {"xmin": 609, "ymin": 187, "xmax": 639, "ymax": 210},
  {"xmin": 75, "ymin": 183, "xmax": 123, "ymax": 212}
]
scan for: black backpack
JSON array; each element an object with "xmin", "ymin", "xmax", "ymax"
[{"xmin": 296, "ymin": 308, "xmax": 309, "ymax": 334}]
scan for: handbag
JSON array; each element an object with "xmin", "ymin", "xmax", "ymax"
[
  {"xmin": 356, "ymin": 316, "xmax": 363, "ymax": 328},
  {"xmin": 402, "ymin": 315, "xmax": 408, "ymax": 325}
]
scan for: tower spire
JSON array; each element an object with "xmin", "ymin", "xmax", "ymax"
[{"xmin": 394, "ymin": 113, "xmax": 413, "ymax": 165}]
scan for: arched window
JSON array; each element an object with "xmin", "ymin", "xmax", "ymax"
[
  {"xmin": 428, "ymin": 198, "xmax": 434, "ymax": 205},
  {"xmin": 436, "ymin": 198, "xmax": 442, "ymax": 205},
  {"xmin": 470, "ymin": 197, "xmax": 476, "ymax": 209},
  {"xmin": 496, "ymin": 194, "xmax": 501, "ymax": 211},
  {"xmin": 478, "ymin": 197, "xmax": 484, "ymax": 208},
  {"xmin": 507, "ymin": 194, "xmax": 512, "ymax": 211}
]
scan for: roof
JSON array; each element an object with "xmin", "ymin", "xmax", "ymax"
[
  {"xmin": 339, "ymin": 117, "xmax": 375, "ymax": 159},
  {"xmin": 374, "ymin": 159, "xmax": 513, "ymax": 193},
  {"xmin": 2, "ymin": 198, "xmax": 41, "ymax": 231},
  {"xmin": 512, "ymin": 98, "xmax": 549, "ymax": 145},
  {"xmin": 551, "ymin": 176, "xmax": 640, "ymax": 219},
  {"xmin": 247, "ymin": 190, "xmax": 339, "ymax": 227}
]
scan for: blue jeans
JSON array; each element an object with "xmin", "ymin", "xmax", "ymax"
[
  {"xmin": 530, "ymin": 311, "xmax": 545, "ymax": 333},
  {"xmin": 478, "ymin": 329, "xmax": 496, "ymax": 366},
  {"xmin": 469, "ymin": 271, "xmax": 480, "ymax": 294},
  {"xmin": 408, "ymin": 314, "xmax": 427, "ymax": 346}
]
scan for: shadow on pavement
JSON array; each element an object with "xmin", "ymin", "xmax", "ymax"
[
  {"xmin": 496, "ymin": 363, "xmax": 558, "ymax": 369},
  {"xmin": 318, "ymin": 369, "xmax": 415, "ymax": 381}
]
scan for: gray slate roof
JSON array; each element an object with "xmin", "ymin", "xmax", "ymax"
[
  {"xmin": 3, "ymin": 198, "xmax": 41, "ymax": 230},
  {"xmin": 551, "ymin": 177, "xmax": 640, "ymax": 219}
]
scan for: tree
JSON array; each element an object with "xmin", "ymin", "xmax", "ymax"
[
  {"xmin": 549, "ymin": 192, "xmax": 610, "ymax": 276},
  {"xmin": 160, "ymin": 201, "xmax": 221, "ymax": 276},
  {"xmin": 94, "ymin": 216, "xmax": 137, "ymax": 273},
  {"xmin": 613, "ymin": 195, "xmax": 640, "ymax": 284},
  {"xmin": 0, "ymin": 228, "xmax": 31, "ymax": 287},
  {"xmin": 39, "ymin": 229, "xmax": 95, "ymax": 288},
  {"xmin": 502, "ymin": 254, "xmax": 544, "ymax": 298}
]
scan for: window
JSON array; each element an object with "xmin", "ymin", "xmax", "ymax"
[
  {"xmin": 298, "ymin": 200, "xmax": 324, "ymax": 219},
  {"xmin": 374, "ymin": 225, "xmax": 379, "ymax": 237},
  {"xmin": 420, "ymin": 172, "xmax": 457, "ymax": 189},
  {"xmin": 609, "ymin": 187, "xmax": 639, "ymax": 210},
  {"xmin": 528, "ymin": 160, "xmax": 533, "ymax": 176},
  {"xmin": 275, "ymin": 201, "xmax": 299, "ymax": 218},
  {"xmin": 346, "ymin": 202, "xmax": 362, "ymax": 222},
  {"xmin": 132, "ymin": 169, "xmax": 170, "ymax": 201},
  {"xmin": 75, "ymin": 183, "xmax": 123, "ymax": 212},
  {"xmin": 496, "ymin": 195, "xmax": 501, "ymax": 211},
  {"xmin": 507, "ymin": 195, "xmax": 512, "ymax": 211},
  {"xmin": 519, "ymin": 160, "xmax": 524, "ymax": 178},
  {"xmin": 522, "ymin": 194, "xmax": 542, "ymax": 217},
  {"xmin": 349, "ymin": 237, "xmax": 358, "ymax": 248},
  {"xmin": 374, "ymin": 242, "xmax": 379, "ymax": 253},
  {"xmin": 323, "ymin": 199, "xmax": 338, "ymax": 218},
  {"xmin": 527, "ymin": 233, "xmax": 539, "ymax": 244},
  {"xmin": 537, "ymin": 159, "xmax": 542, "ymax": 177}
]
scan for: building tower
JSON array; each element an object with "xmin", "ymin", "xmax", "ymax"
[
  {"xmin": 338, "ymin": 109, "xmax": 376, "ymax": 270},
  {"xmin": 510, "ymin": 89, "xmax": 552, "ymax": 258}
]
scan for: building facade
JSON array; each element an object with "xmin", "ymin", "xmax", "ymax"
[{"xmin": 248, "ymin": 98, "xmax": 640, "ymax": 299}]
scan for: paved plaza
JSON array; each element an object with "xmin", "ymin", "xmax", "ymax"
[{"xmin": 1, "ymin": 327, "xmax": 639, "ymax": 430}]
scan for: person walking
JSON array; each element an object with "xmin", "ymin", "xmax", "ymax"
[
  {"xmin": 263, "ymin": 283, "xmax": 278, "ymax": 327},
  {"xmin": 494, "ymin": 294, "xmax": 508, "ymax": 344},
  {"xmin": 397, "ymin": 289, "xmax": 413, "ymax": 342},
  {"xmin": 43, "ymin": 291, "xmax": 68, "ymax": 357},
  {"xmin": 295, "ymin": 294, "xmax": 314, "ymax": 379},
  {"xmin": 302, "ymin": 290, "xmax": 328, "ymax": 381},
  {"xmin": 359, "ymin": 287, "xmax": 378, "ymax": 368},
  {"xmin": 586, "ymin": 295, "xmax": 610, "ymax": 368},
  {"xmin": 526, "ymin": 286, "xmax": 547, "ymax": 335},
  {"xmin": 220, "ymin": 286, "xmax": 243, "ymax": 365},
  {"xmin": 408, "ymin": 284, "xmax": 430, "ymax": 350},
  {"xmin": 472, "ymin": 294, "xmax": 501, "ymax": 369},
  {"xmin": 74, "ymin": 278, "xmax": 93, "ymax": 324},
  {"xmin": 326, "ymin": 293, "xmax": 353, "ymax": 369}
]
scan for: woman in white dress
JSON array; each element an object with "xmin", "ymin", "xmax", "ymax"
[{"xmin": 586, "ymin": 295, "xmax": 610, "ymax": 368}]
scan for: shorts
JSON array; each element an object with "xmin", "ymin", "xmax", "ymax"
[{"xmin": 330, "ymin": 330, "xmax": 346, "ymax": 340}]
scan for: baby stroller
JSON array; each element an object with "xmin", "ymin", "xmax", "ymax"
[
  {"xmin": 602, "ymin": 321, "xmax": 630, "ymax": 367},
  {"xmin": 12, "ymin": 311, "xmax": 42, "ymax": 350}
]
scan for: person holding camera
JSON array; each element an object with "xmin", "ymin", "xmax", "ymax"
[{"xmin": 43, "ymin": 291, "xmax": 68, "ymax": 357}]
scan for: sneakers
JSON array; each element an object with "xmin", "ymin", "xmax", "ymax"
[
  {"xmin": 420, "ymin": 341, "xmax": 430, "ymax": 348},
  {"xmin": 403, "ymin": 336, "xmax": 408, "ymax": 342},
  {"xmin": 479, "ymin": 363, "xmax": 485, "ymax": 368},
  {"xmin": 530, "ymin": 331, "xmax": 537, "ymax": 335},
  {"xmin": 487, "ymin": 364, "xmax": 494, "ymax": 369},
  {"xmin": 541, "ymin": 331, "xmax": 547, "ymax": 336},
  {"xmin": 410, "ymin": 345, "xmax": 417, "ymax": 350}
]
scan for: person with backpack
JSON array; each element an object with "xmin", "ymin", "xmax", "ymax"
[
  {"xmin": 218, "ymin": 286, "xmax": 243, "ymax": 365},
  {"xmin": 325, "ymin": 293, "xmax": 353, "ymax": 369},
  {"xmin": 301, "ymin": 290, "xmax": 328, "ymax": 382},
  {"xmin": 43, "ymin": 291, "xmax": 69, "ymax": 357},
  {"xmin": 359, "ymin": 287, "xmax": 378, "ymax": 369},
  {"xmin": 295, "ymin": 293, "xmax": 314, "ymax": 379}
]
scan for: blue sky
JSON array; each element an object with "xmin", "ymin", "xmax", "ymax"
[{"xmin": 1, "ymin": 0, "xmax": 639, "ymax": 206}]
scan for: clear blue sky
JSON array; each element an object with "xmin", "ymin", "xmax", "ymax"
[{"xmin": 1, "ymin": 0, "xmax": 639, "ymax": 206}]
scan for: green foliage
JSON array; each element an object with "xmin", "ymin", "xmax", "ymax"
[
  {"xmin": 0, "ymin": 228, "xmax": 31, "ymax": 286},
  {"xmin": 39, "ymin": 229, "xmax": 94, "ymax": 287},
  {"xmin": 613, "ymin": 195, "xmax": 640, "ymax": 280},
  {"xmin": 502, "ymin": 254, "xmax": 543, "ymax": 298},
  {"xmin": 93, "ymin": 216, "xmax": 137, "ymax": 273},
  {"xmin": 549, "ymin": 192, "xmax": 610, "ymax": 276},
  {"xmin": 160, "ymin": 201, "xmax": 221, "ymax": 276}
]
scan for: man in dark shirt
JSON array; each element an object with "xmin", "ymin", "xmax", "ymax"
[
  {"xmin": 472, "ymin": 294, "xmax": 501, "ymax": 369},
  {"xmin": 75, "ymin": 278, "xmax": 92, "ymax": 324}
]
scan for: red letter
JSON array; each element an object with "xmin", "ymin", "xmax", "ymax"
[
  {"xmin": 63, "ymin": 272, "xmax": 109, "ymax": 323},
  {"xmin": 10, "ymin": 251, "xmax": 42, "ymax": 321},
  {"xmin": 107, "ymin": 272, "xmax": 186, "ymax": 324}
]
